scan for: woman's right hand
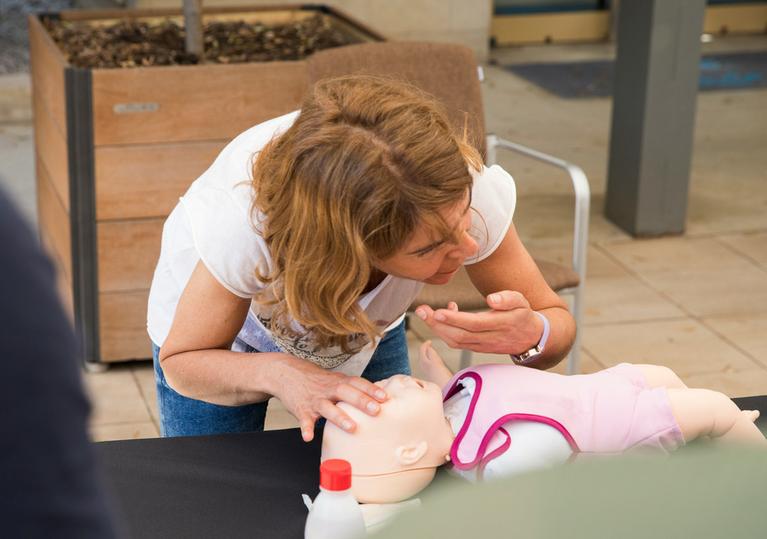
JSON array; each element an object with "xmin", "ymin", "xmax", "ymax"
[{"xmin": 272, "ymin": 355, "xmax": 389, "ymax": 442}]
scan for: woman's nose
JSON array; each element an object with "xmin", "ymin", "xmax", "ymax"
[{"xmin": 449, "ymin": 231, "xmax": 479, "ymax": 260}]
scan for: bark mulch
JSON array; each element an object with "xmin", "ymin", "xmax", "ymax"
[{"xmin": 44, "ymin": 13, "xmax": 359, "ymax": 69}]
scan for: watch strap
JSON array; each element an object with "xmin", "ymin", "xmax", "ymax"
[{"xmin": 511, "ymin": 311, "xmax": 550, "ymax": 364}]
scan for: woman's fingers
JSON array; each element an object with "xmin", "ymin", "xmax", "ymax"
[
  {"xmin": 486, "ymin": 290, "xmax": 530, "ymax": 311},
  {"xmin": 432, "ymin": 308, "xmax": 507, "ymax": 332},
  {"xmin": 335, "ymin": 381, "xmax": 381, "ymax": 416},
  {"xmin": 318, "ymin": 399, "xmax": 357, "ymax": 433},
  {"xmin": 299, "ymin": 414, "xmax": 318, "ymax": 442},
  {"xmin": 346, "ymin": 376, "xmax": 388, "ymax": 402}
]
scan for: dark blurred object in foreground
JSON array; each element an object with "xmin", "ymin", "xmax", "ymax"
[{"xmin": 0, "ymin": 188, "xmax": 121, "ymax": 538}]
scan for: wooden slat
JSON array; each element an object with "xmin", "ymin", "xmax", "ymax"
[
  {"xmin": 39, "ymin": 227, "xmax": 74, "ymax": 322},
  {"xmin": 59, "ymin": 5, "xmax": 312, "ymax": 22},
  {"xmin": 99, "ymin": 290, "xmax": 152, "ymax": 362},
  {"xmin": 704, "ymin": 4, "xmax": 767, "ymax": 35},
  {"xmin": 27, "ymin": 15, "xmax": 67, "ymax": 135},
  {"xmin": 33, "ymin": 89, "xmax": 70, "ymax": 213},
  {"xmin": 94, "ymin": 140, "xmax": 225, "ymax": 220},
  {"xmin": 36, "ymin": 156, "xmax": 72, "ymax": 282},
  {"xmin": 54, "ymin": 260, "xmax": 75, "ymax": 324},
  {"xmin": 97, "ymin": 219, "xmax": 163, "ymax": 292},
  {"xmin": 491, "ymin": 12, "xmax": 610, "ymax": 45},
  {"xmin": 91, "ymin": 61, "xmax": 307, "ymax": 146}
]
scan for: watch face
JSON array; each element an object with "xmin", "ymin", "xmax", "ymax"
[{"xmin": 513, "ymin": 346, "xmax": 541, "ymax": 365}]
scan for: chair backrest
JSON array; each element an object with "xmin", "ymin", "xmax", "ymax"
[{"xmin": 306, "ymin": 41, "xmax": 487, "ymax": 158}]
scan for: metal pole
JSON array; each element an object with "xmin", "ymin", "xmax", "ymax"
[{"xmin": 183, "ymin": 0, "xmax": 204, "ymax": 60}]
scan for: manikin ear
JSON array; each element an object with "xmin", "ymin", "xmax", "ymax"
[{"xmin": 394, "ymin": 441, "xmax": 429, "ymax": 466}]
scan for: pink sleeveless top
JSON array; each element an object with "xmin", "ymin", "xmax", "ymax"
[{"xmin": 442, "ymin": 363, "xmax": 684, "ymax": 473}]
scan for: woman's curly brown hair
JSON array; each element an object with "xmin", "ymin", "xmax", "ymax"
[{"xmin": 251, "ymin": 75, "xmax": 482, "ymax": 352}]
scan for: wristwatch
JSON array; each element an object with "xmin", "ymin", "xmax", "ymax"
[{"xmin": 511, "ymin": 311, "xmax": 550, "ymax": 365}]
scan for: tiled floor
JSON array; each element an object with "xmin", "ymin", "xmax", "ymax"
[{"xmin": 1, "ymin": 36, "xmax": 766, "ymax": 441}]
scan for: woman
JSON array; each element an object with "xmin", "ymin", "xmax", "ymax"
[{"xmin": 147, "ymin": 75, "xmax": 575, "ymax": 441}]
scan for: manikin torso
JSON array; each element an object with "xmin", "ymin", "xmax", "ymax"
[
  {"xmin": 443, "ymin": 376, "xmax": 572, "ymax": 482},
  {"xmin": 443, "ymin": 363, "xmax": 684, "ymax": 479}
]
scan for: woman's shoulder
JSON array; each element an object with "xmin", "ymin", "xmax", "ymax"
[
  {"xmin": 471, "ymin": 164, "xmax": 517, "ymax": 202},
  {"xmin": 224, "ymin": 110, "xmax": 301, "ymax": 160},
  {"xmin": 467, "ymin": 164, "xmax": 517, "ymax": 263},
  {"xmin": 190, "ymin": 110, "xmax": 300, "ymax": 195}
]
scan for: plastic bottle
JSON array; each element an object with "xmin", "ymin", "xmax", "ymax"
[{"xmin": 304, "ymin": 459, "xmax": 366, "ymax": 539}]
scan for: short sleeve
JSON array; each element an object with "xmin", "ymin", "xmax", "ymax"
[
  {"xmin": 180, "ymin": 186, "xmax": 270, "ymax": 298},
  {"xmin": 466, "ymin": 164, "xmax": 517, "ymax": 264}
]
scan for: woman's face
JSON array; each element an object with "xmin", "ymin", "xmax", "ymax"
[{"xmin": 374, "ymin": 195, "xmax": 479, "ymax": 284}]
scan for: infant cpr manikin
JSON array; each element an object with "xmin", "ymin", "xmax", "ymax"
[{"xmin": 322, "ymin": 342, "xmax": 766, "ymax": 504}]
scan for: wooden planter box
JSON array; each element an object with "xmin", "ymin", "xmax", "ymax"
[{"xmin": 29, "ymin": 5, "xmax": 384, "ymax": 367}]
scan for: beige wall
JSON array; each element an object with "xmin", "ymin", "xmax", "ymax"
[{"xmin": 132, "ymin": 0, "xmax": 492, "ymax": 60}]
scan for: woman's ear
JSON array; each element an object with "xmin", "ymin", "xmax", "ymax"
[{"xmin": 394, "ymin": 441, "xmax": 429, "ymax": 466}]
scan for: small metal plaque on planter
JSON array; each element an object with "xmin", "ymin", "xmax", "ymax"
[{"xmin": 113, "ymin": 102, "xmax": 160, "ymax": 114}]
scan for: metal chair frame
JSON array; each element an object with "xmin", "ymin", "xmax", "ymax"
[{"xmin": 470, "ymin": 134, "xmax": 590, "ymax": 375}]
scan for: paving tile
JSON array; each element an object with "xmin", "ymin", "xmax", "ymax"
[
  {"xmin": 604, "ymin": 236, "xmax": 749, "ymax": 274},
  {"xmin": 132, "ymin": 363, "xmax": 159, "ymax": 423},
  {"xmin": 582, "ymin": 319, "xmax": 757, "ymax": 379},
  {"xmin": 526, "ymin": 243, "xmax": 630, "ymax": 279},
  {"xmin": 515, "ymin": 194, "xmax": 631, "ymax": 246},
  {"xmin": 685, "ymin": 194, "xmax": 767, "ymax": 237},
  {"xmin": 265, "ymin": 398, "xmax": 299, "ymax": 431},
  {"xmin": 582, "ymin": 274, "xmax": 686, "ymax": 326},
  {"xmin": 634, "ymin": 265, "xmax": 767, "ymax": 318},
  {"xmin": 90, "ymin": 421, "xmax": 159, "ymax": 442},
  {"xmin": 84, "ymin": 365, "xmax": 153, "ymax": 425},
  {"xmin": 701, "ymin": 314, "xmax": 767, "ymax": 368},
  {"xmin": 683, "ymin": 368, "xmax": 767, "ymax": 399},
  {"xmin": 604, "ymin": 237, "xmax": 767, "ymax": 316},
  {"xmin": 719, "ymin": 232, "xmax": 767, "ymax": 267}
]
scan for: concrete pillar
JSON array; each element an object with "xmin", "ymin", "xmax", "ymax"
[{"xmin": 605, "ymin": 0, "xmax": 706, "ymax": 236}]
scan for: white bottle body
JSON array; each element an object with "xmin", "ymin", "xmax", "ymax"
[{"xmin": 304, "ymin": 487, "xmax": 366, "ymax": 539}]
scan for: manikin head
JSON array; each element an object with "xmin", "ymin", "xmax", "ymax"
[{"xmin": 321, "ymin": 375, "xmax": 454, "ymax": 503}]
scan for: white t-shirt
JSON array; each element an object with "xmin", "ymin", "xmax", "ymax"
[
  {"xmin": 147, "ymin": 111, "xmax": 517, "ymax": 376},
  {"xmin": 443, "ymin": 377, "xmax": 573, "ymax": 482}
]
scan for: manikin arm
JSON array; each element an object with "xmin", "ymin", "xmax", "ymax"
[{"xmin": 418, "ymin": 341, "xmax": 455, "ymax": 388}]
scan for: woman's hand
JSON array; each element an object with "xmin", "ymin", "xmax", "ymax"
[
  {"xmin": 415, "ymin": 290, "xmax": 544, "ymax": 355},
  {"xmin": 272, "ymin": 356, "xmax": 389, "ymax": 442}
]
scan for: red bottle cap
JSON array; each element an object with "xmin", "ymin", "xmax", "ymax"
[{"xmin": 320, "ymin": 459, "xmax": 352, "ymax": 491}]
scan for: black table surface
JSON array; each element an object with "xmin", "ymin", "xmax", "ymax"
[{"xmin": 97, "ymin": 396, "xmax": 767, "ymax": 539}]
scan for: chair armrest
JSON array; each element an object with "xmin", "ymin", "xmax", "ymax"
[{"xmin": 486, "ymin": 134, "xmax": 590, "ymax": 280}]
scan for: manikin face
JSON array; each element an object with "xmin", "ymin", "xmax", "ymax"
[
  {"xmin": 321, "ymin": 375, "xmax": 454, "ymax": 503},
  {"xmin": 374, "ymin": 194, "xmax": 479, "ymax": 285}
]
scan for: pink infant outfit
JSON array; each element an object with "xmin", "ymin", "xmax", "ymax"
[{"xmin": 442, "ymin": 363, "xmax": 685, "ymax": 474}]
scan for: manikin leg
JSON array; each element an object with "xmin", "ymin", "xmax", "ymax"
[
  {"xmin": 665, "ymin": 388, "xmax": 766, "ymax": 445},
  {"xmin": 634, "ymin": 364, "xmax": 688, "ymax": 389},
  {"xmin": 635, "ymin": 364, "xmax": 762, "ymax": 441}
]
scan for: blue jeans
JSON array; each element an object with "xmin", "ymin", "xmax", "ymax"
[{"xmin": 153, "ymin": 321, "xmax": 410, "ymax": 437}]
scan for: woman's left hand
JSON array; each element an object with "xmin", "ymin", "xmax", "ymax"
[{"xmin": 415, "ymin": 290, "xmax": 544, "ymax": 355}]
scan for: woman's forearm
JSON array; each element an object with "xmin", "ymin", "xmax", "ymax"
[
  {"xmin": 524, "ymin": 306, "xmax": 576, "ymax": 370},
  {"xmin": 160, "ymin": 349, "xmax": 294, "ymax": 406}
]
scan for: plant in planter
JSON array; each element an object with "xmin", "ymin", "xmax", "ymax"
[{"xmin": 29, "ymin": 4, "xmax": 383, "ymax": 369}]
